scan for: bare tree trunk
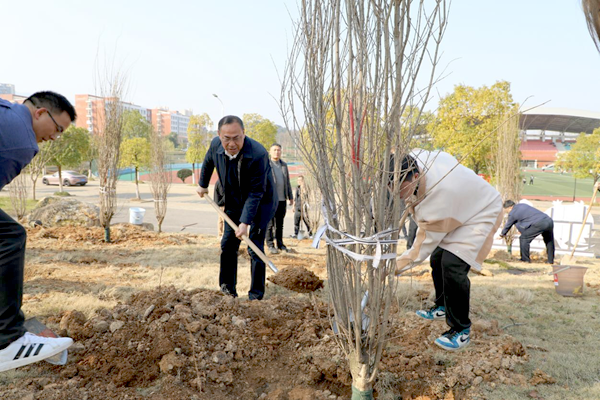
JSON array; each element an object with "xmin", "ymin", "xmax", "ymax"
[
  {"xmin": 281, "ymin": 1, "xmax": 448, "ymax": 396},
  {"xmin": 58, "ymin": 165, "xmax": 64, "ymax": 193},
  {"xmin": 495, "ymin": 111, "xmax": 522, "ymax": 253},
  {"xmin": 9, "ymin": 171, "xmax": 28, "ymax": 222},
  {"xmin": 149, "ymin": 130, "xmax": 171, "ymax": 233},
  {"xmin": 27, "ymin": 141, "xmax": 53, "ymax": 201},
  {"xmin": 191, "ymin": 162, "xmax": 196, "ymax": 185},
  {"xmin": 135, "ymin": 166, "xmax": 140, "ymax": 200},
  {"xmin": 96, "ymin": 68, "xmax": 127, "ymax": 242}
]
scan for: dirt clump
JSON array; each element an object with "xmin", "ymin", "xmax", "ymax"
[{"xmin": 268, "ymin": 266, "xmax": 324, "ymax": 293}]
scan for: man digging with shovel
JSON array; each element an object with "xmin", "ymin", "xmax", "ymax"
[
  {"xmin": 394, "ymin": 149, "xmax": 503, "ymax": 351},
  {"xmin": 196, "ymin": 115, "xmax": 278, "ymax": 300}
]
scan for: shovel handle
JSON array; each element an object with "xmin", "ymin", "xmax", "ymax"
[
  {"xmin": 203, "ymin": 193, "xmax": 279, "ymax": 274},
  {"xmin": 569, "ymin": 187, "xmax": 599, "ymax": 258}
]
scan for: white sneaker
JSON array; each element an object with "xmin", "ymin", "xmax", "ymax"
[{"xmin": 0, "ymin": 332, "xmax": 73, "ymax": 372}]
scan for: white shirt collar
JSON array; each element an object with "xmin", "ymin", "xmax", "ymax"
[{"xmin": 224, "ymin": 150, "xmax": 238, "ymax": 160}]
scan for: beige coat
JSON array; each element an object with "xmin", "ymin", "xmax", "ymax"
[{"xmin": 396, "ymin": 149, "xmax": 503, "ymax": 274}]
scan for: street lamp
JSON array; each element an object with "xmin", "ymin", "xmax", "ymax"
[{"xmin": 212, "ymin": 94, "xmax": 224, "ymax": 117}]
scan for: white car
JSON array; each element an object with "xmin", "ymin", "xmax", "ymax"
[{"xmin": 42, "ymin": 171, "xmax": 88, "ymax": 186}]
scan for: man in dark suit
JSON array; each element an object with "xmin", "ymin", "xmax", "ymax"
[
  {"xmin": 197, "ymin": 115, "xmax": 278, "ymax": 300},
  {"xmin": 499, "ymin": 200, "xmax": 555, "ymax": 264}
]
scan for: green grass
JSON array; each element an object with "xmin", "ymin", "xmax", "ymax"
[
  {"xmin": 521, "ymin": 170, "xmax": 596, "ymax": 198},
  {"xmin": 0, "ymin": 197, "xmax": 38, "ymax": 214}
]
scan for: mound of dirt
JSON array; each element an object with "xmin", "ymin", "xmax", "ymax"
[
  {"xmin": 0, "ymin": 286, "xmax": 557, "ymax": 400},
  {"xmin": 268, "ymin": 266, "xmax": 324, "ymax": 293},
  {"xmin": 27, "ymin": 224, "xmax": 199, "ymax": 247}
]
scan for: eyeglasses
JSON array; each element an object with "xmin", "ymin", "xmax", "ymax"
[{"xmin": 46, "ymin": 110, "xmax": 64, "ymax": 134}]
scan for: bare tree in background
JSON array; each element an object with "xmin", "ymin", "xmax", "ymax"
[
  {"xmin": 96, "ymin": 68, "xmax": 127, "ymax": 242},
  {"xmin": 281, "ymin": 1, "xmax": 448, "ymax": 397},
  {"xmin": 494, "ymin": 112, "xmax": 522, "ymax": 254},
  {"xmin": 149, "ymin": 129, "xmax": 171, "ymax": 233},
  {"xmin": 582, "ymin": 0, "xmax": 600, "ymax": 52},
  {"xmin": 27, "ymin": 141, "xmax": 54, "ymax": 201},
  {"xmin": 9, "ymin": 171, "xmax": 28, "ymax": 222}
]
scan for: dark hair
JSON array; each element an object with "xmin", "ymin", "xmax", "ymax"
[
  {"xmin": 25, "ymin": 91, "xmax": 76, "ymax": 122},
  {"xmin": 218, "ymin": 115, "xmax": 244, "ymax": 132},
  {"xmin": 399, "ymin": 154, "xmax": 419, "ymax": 182},
  {"xmin": 271, "ymin": 143, "xmax": 281, "ymax": 149},
  {"xmin": 503, "ymin": 200, "xmax": 515, "ymax": 208}
]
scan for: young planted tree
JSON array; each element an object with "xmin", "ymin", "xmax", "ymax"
[
  {"xmin": 282, "ymin": 1, "xmax": 448, "ymax": 397},
  {"xmin": 494, "ymin": 111, "xmax": 522, "ymax": 253},
  {"xmin": 27, "ymin": 141, "xmax": 54, "ymax": 200},
  {"xmin": 119, "ymin": 137, "xmax": 151, "ymax": 200},
  {"xmin": 186, "ymin": 113, "xmax": 212, "ymax": 184},
  {"xmin": 9, "ymin": 171, "xmax": 28, "ymax": 221},
  {"xmin": 149, "ymin": 129, "xmax": 171, "ymax": 233},
  {"xmin": 96, "ymin": 69, "xmax": 127, "ymax": 242},
  {"xmin": 85, "ymin": 134, "xmax": 99, "ymax": 180},
  {"xmin": 47, "ymin": 126, "xmax": 91, "ymax": 193}
]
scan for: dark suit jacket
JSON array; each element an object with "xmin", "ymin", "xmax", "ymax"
[{"xmin": 200, "ymin": 136, "xmax": 278, "ymax": 229}]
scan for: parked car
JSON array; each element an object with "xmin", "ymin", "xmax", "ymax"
[
  {"xmin": 541, "ymin": 164, "xmax": 555, "ymax": 172},
  {"xmin": 42, "ymin": 171, "xmax": 88, "ymax": 186}
]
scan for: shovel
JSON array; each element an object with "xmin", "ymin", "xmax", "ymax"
[
  {"xmin": 203, "ymin": 194, "xmax": 279, "ymax": 274},
  {"xmin": 560, "ymin": 183, "xmax": 600, "ymax": 265}
]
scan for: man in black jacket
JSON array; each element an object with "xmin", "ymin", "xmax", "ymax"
[
  {"xmin": 499, "ymin": 200, "xmax": 555, "ymax": 263},
  {"xmin": 266, "ymin": 143, "xmax": 293, "ymax": 253},
  {"xmin": 292, "ymin": 175, "xmax": 312, "ymax": 238},
  {"xmin": 197, "ymin": 115, "xmax": 278, "ymax": 300}
]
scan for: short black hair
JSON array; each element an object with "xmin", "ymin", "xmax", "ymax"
[
  {"xmin": 25, "ymin": 91, "xmax": 76, "ymax": 122},
  {"xmin": 503, "ymin": 200, "xmax": 516, "ymax": 208},
  {"xmin": 271, "ymin": 143, "xmax": 281, "ymax": 149},
  {"xmin": 218, "ymin": 115, "xmax": 244, "ymax": 132},
  {"xmin": 399, "ymin": 154, "xmax": 419, "ymax": 182}
]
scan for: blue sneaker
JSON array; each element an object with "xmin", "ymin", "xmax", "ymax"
[
  {"xmin": 415, "ymin": 305, "xmax": 446, "ymax": 321},
  {"xmin": 434, "ymin": 328, "xmax": 470, "ymax": 351}
]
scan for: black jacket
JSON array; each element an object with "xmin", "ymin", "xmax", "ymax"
[
  {"xmin": 270, "ymin": 159, "xmax": 293, "ymax": 201},
  {"xmin": 200, "ymin": 136, "xmax": 278, "ymax": 229}
]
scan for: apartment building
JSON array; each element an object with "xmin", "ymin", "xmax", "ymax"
[
  {"xmin": 75, "ymin": 94, "xmax": 151, "ymax": 135},
  {"xmin": 149, "ymin": 108, "xmax": 192, "ymax": 145},
  {"xmin": 0, "ymin": 83, "xmax": 15, "ymax": 95}
]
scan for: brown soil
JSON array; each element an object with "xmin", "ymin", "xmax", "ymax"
[
  {"xmin": 0, "ymin": 226, "xmax": 558, "ymax": 399},
  {"xmin": 268, "ymin": 267, "xmax": 324, "ymax": 293},
  {"xmin": 2, "ymin": 286, "xmax": 539, "ymax": 400}
]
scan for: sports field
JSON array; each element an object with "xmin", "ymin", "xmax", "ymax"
[{"xmin": 521, "ymin": 169, "xmax": 596, "ymax": 200}]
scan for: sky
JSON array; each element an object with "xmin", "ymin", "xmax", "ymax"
[{"xmin": 1, "ymin": 0, "xmax": 599, "ymax": 129}]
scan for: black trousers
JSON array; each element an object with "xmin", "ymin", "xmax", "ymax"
[
  {"xmin": 266, "ymin": 201, "xmax": 287, "ymax": 249},
  {"xmin": 430, "ymin": 247, "xmax": 471, "ymax": 331},
  {"xmin": 519, "ymin": 219, "xmax": 555, "ymax": 263},
  {"xmin": 0, "ymin": 208, "xmax": 27, "ymax": 349},
  {"xmin": 406, "ymin": 217, "xmax": 418, "ymax": 249},
  {"xmin": 293, "ymin": 210, "xmax": 312, "ymax": 236},
  {"xmin": 220, "ymin": 209, "xmax": 268, "ymax": 300}
]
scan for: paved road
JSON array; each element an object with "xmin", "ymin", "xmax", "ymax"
[{"xmin": 0, "ymin": 180, "xmax": 297, "ymax": 238}]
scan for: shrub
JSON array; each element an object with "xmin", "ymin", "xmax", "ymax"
[{"xmin": 177, "ymin": 168, "xmax": 193, "ymax": 183}]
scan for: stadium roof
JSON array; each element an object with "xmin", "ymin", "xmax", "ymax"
[{"xmin": 519, "ymin": 107, "xmax": 600, "ymax": 134}]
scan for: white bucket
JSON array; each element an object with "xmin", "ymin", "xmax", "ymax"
[{"xmin": 129, "ymin": 207, "xmax": 146, "ymax": 225}]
